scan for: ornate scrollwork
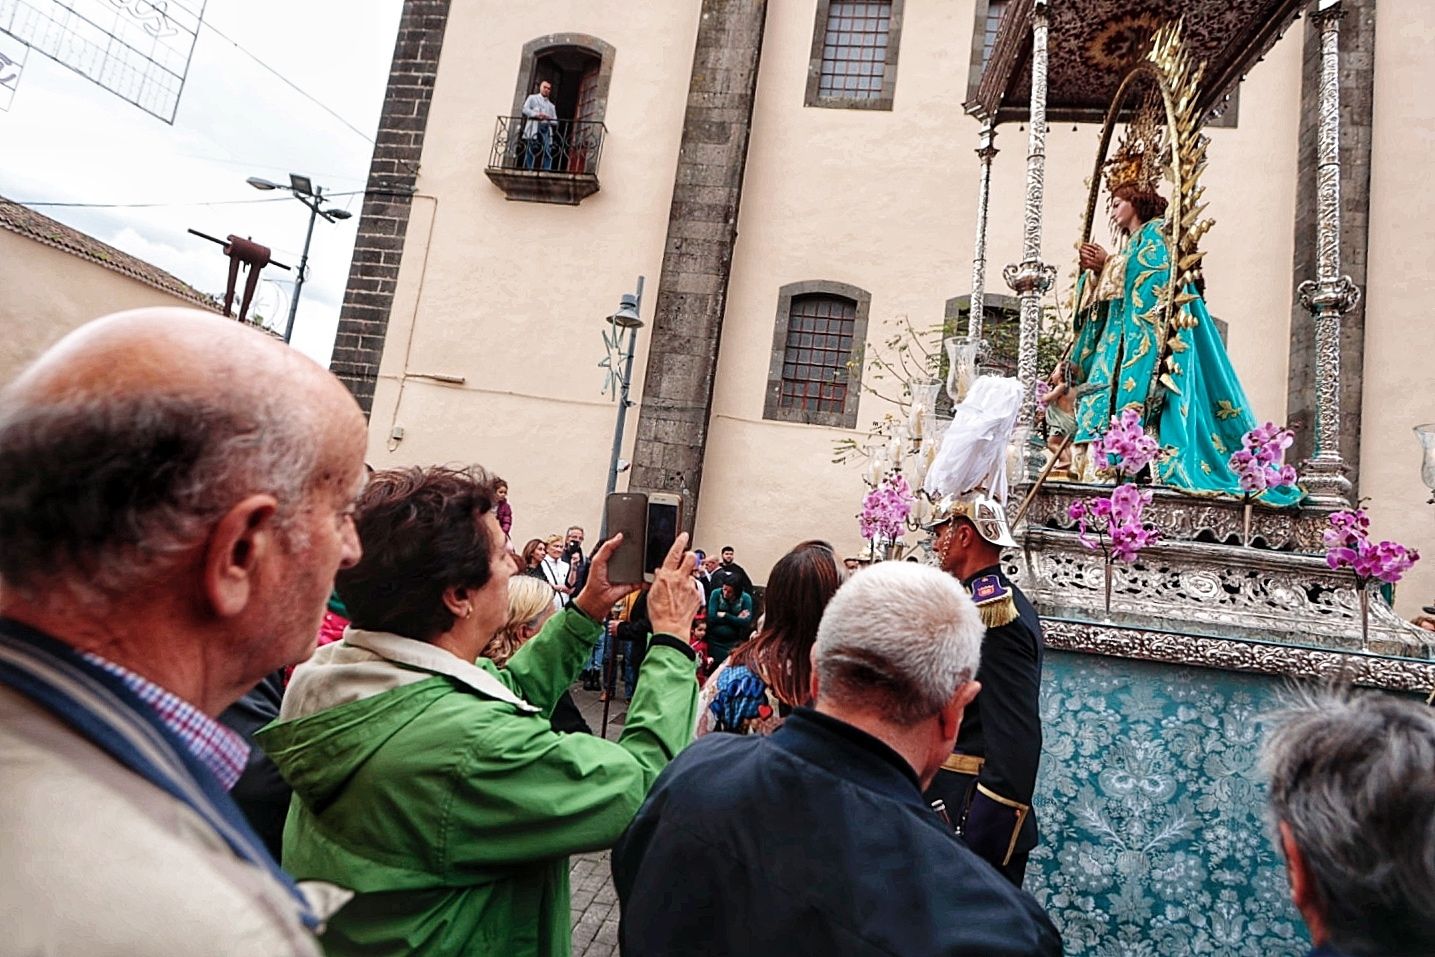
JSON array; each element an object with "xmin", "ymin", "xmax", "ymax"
[
  {"xmin": 1296, "ymin": 275, "xmax": 1362, "ymax": 316},
  {"xmin": 1042, "ymin": 619, "xmax": 1435, "ymax": 695},
  {"xmin": 1010, "ymin": 522, "xmax": 1435, "ymax": 660},
  {"xmin": 1022, "ymin": 480, "xmax": 1339, "ymax": 551}
]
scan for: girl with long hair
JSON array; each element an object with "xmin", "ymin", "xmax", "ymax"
[{"xmin": 695, "ymin": 540, "xmax": 843, "ymax": 736}]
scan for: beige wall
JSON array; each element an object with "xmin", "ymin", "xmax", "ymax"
[
  {"xmin": 0, "ymin": 232, "xmax": 206, "ymax": 385},
  {"xmin": 697, "ymin": 1, "xmax": 1305, "ymax": 582},
  {"xmin": 1359, "ymin": 6, "xmax": 1435, "ymax": 617},
  {"xmin": 372, "ymin": 1, "xmax": 1429, "ymax": 604},
  {"xmin": 366, "ymin": 1, "xmax": 701, "ymax": 547}
]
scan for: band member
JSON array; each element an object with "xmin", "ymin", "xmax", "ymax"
[{"xmin": 921, "ymin": 375, "xmax": 1045, "ymax": 886}]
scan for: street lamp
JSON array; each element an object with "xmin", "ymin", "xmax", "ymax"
[
  {"xmin": 603, "ymin": 277, "xmax": 646, "ymax": 506},
  {"xmin": 246, "ymin": 173, "xmax": 352, "ymax": 342}
]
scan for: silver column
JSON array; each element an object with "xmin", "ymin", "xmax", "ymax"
[
  {"xmin": 1297, "ymin": 0, "xmax": 1359, "ymax": 505},
  {"xmin": 1003, "ymin": 0, "xmax": 1057, "ymax": 444},
  {"xmin": 968, "ymin": 120, "xmax": 998, "ymax": 344}
]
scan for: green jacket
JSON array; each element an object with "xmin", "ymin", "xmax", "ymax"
[
  {"xmin": 705, "ymin": 589, "xmax": 753, "ymax": 655},
  {"xmin": 256, "ymin": 607, "xmax": 697, "ymax": 957}
]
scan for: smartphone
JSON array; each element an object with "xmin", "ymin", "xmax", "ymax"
[
  {"xmin": 604, "ymin": 492, "xmax": 648, "ymax": 584},
  {"xmin": 643, "ymin": 493, "xmax": 682, "ymax": 582}
]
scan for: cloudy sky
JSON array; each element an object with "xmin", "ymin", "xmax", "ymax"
[{"xmin": 0, "ymin": 0, "xmax": 404, "ymax": 365}]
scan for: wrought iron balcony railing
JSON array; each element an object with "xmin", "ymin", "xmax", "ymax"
[{"xmin": 484, "ymin": 115, "xmax": 606, "ymax": 205}]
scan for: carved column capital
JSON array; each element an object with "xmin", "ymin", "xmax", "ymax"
[
  {"xmin": 1297, "ymin": 275, "xmax": 1362, "ymax": 316},
  {"xmin": 1003, "ymin": 259, "xmax": 1057, "ymax": 296},
  {"xmin": 1308, "ymin": 0, "xmax": 1347, "ymax": 25}
]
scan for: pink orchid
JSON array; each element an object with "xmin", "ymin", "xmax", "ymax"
[
  {"xmin": 859, "ymin": 472, "xmax": 914, "ymax": 541},
  {"xmin": 1230, "ymin": 423, "xmax": 1300, "ymax": 494},
  {"xmin": 1324, "ymin": 508, "xmax": 1420, "ymax": 585},
  {"xmin": 1069, "ymin": 485, "xmax": 1159, "ymax": 564},
  {"xmin": 1096, "ymin": 409, "xmax": 1162, "ymax": 477}
]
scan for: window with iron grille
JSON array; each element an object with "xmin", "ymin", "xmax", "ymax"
[
  {"xmin": 805, "ymin": 0, "xmax": 904, "ymax": 111},
  {"xmin": 765, "ymin": 282, "xmax": 871, "ymax": 428},
  {"xmin": 780, "ymin": 295, "xmax": 856, "ymax": 413}
]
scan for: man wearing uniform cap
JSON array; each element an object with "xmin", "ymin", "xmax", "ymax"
[{"xmin": 921, "ymin": 376, "xmax": 1046, "ymax": 887}]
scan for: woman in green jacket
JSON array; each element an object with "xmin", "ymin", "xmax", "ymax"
[{"xmin": 258, "ymin": 466, "xmax": 701, "ymax": 956}]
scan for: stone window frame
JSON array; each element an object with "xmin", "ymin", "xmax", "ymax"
[
  {"xmin": 804, "ymin": 0, "xmax": 905, "ymax": 112},
  {"xmin": 764, "ymin": 280, "xmax": 871, "ymax": 429},
  {"xmin": 508, "ymin": 33, "xmax": 617, "ymax": 124}
]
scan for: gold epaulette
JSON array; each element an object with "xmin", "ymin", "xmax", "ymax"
[{"xmin": 970, "ymin": 574, "xmax": 1019, "ymax": 628}]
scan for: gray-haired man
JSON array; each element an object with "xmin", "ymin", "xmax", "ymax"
[
  {"xmin": 1261, "ymin": 689, "xmax": 1435, "ymax": 957},
  {"xmin": 0, "ymin": 308, "xmax": 368, "ymax": 955},
  {"xmin": 613, "ymin": 562, "xmax": 1061, "ymax": 956}
]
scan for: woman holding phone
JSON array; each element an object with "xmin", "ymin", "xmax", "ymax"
[{"xmin": 257, "ymin": 465, "xmax": 701, "ymax": 957}]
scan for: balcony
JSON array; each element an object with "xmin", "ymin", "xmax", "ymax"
[{"xmin": 484, "ymin": 115, "xmax": 606, "ymax": 205}]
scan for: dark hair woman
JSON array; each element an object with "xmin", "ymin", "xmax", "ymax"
[
  {"xmin": 695, "ymin": 540, "xmax": 843, "ymax": 736},
  {"xmin": 520, "ymin": 537, "xmax": 547, "ymax": 578},
  {"xmin": 254, "ymin": 465, "xmax": 702, "ymax": 956}
]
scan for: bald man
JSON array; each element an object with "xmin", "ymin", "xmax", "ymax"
[{"xmin": 0, "ymin": 309, "xmax": 367, "ymax": 956}]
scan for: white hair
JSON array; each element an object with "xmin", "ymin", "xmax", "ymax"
[{"xmin": 813, "ymin": 562, "xmax": 983, "ymax": 725}]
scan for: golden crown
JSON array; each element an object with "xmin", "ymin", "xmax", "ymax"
[{"xmin": 1103, "ymin": 88, "xmax": 1168, "ymax": 197}]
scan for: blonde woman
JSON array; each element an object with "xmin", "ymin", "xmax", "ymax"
[
  {"xmin": 485, "ymin": 576, "xmax": 557, "ymax": 667},
  {"xmin": 483, "ymin": 576, "xmax": 592, "ymax": 735}
]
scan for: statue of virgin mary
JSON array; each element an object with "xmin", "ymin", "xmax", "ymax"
[{"xmin": 1065, "ymin": 104, "xmax": 1301, "ymax": 506}]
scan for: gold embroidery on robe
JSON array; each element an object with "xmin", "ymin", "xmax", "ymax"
[{"xmin": 1215, "ymin": 400, "xmax": 1242, "ymax": 421}]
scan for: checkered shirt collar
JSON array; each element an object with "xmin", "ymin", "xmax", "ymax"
[{"xmin": 81, "ymin": 653, "xmax": 251, "ymax": 791}]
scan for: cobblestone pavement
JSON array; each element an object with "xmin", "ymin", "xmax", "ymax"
[
  {"xmin": 569, "ymin": 849, "xmax": 620, "ymax": 956},
  {"xmin": 568, "ymin": 684, "xmax": 627, "ymax": 956}
]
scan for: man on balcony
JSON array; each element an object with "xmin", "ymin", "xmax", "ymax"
[{"xmin": 521, "ymin": 79, "xmax": 558, "ymax": 171}]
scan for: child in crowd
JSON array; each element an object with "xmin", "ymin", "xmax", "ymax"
[
  {"xmin": 494, "ymin": 477, "xmax": 513, "ymax": 538},
  {"xmin": 691, "ymin": 619, "xmax": 712, "ymax": 684}
]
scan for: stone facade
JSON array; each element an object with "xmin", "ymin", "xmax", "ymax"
[
  {"xmin": 329, "ymin": 0, "xmax": 451, "ymax": 415},
  {"xmin": 1285, "ymin": 0, "xmax": 1375, "ymax": 490},
  {"xmin": 627, "ymin": 0, "xmax": 768, "ymax": 531}
]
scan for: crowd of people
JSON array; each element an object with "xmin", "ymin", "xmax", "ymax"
[{"xmin": 1, "ymin": 308, "xmax": 1432, "ymax": 957}]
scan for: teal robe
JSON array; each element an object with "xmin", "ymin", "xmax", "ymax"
[{"xmin": 1070, "ymin": 218, "xmax": 1301, "ymax": 505}]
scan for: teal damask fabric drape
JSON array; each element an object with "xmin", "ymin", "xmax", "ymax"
[
  {"xmin": 1026, "ymin": 652, "xmax": 1309, "ymax": 956},
  {"xmin": 1069, "ymin": 218, "xmax": 1301, "ymax": 506}
]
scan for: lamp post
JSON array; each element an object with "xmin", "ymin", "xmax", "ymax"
[
  {"xmin": 603, "ymin": 277, "xmax": 646, "ymax": 505},
  {"xmin": 597, "ymin": 277, "xmax": 644, "ymax": 737},
  {"xmin": 246, "ymin": 173, "xmax": 352, "ymax": 342}
]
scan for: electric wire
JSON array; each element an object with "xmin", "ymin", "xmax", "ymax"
[
  {"xmin": 198, "ymin": 18, "xmax": 377, "ymax": 145},
  {"xmin": 5, "ymin": 190, "xmax": 366, "ymax": 209}
]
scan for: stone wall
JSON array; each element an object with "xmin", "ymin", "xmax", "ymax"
[
  {"xmin": 329, "ymin": 0, "xmax": 451, "ymax": 415},
  {"xmin": 1286, "ymin": 0, "xmax": 1376, "ymax": 491},
  {"xmin": 627, "ymin": 0, "xmax": 768, "ymax": 532}
]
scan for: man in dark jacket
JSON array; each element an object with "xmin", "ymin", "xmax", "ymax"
[
  {"xmin": 924, "ymin": 491, "xmax": 1044, "ymax": 886},
  {"xmin": 612, "ymin": 562, "xmax": 1061, "ymax": 957},
  {"xmin": 717, "ymin": 545, "xmax": 752, "ymax": 597}
]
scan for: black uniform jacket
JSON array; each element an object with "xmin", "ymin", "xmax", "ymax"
[
  {"xmin": 933, "ymin": 564, "xmax": 1045, "ymax": 866},
  {"xmin": 612, "ymin": 708, "xmax": 1062, "ymax": 957}
]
